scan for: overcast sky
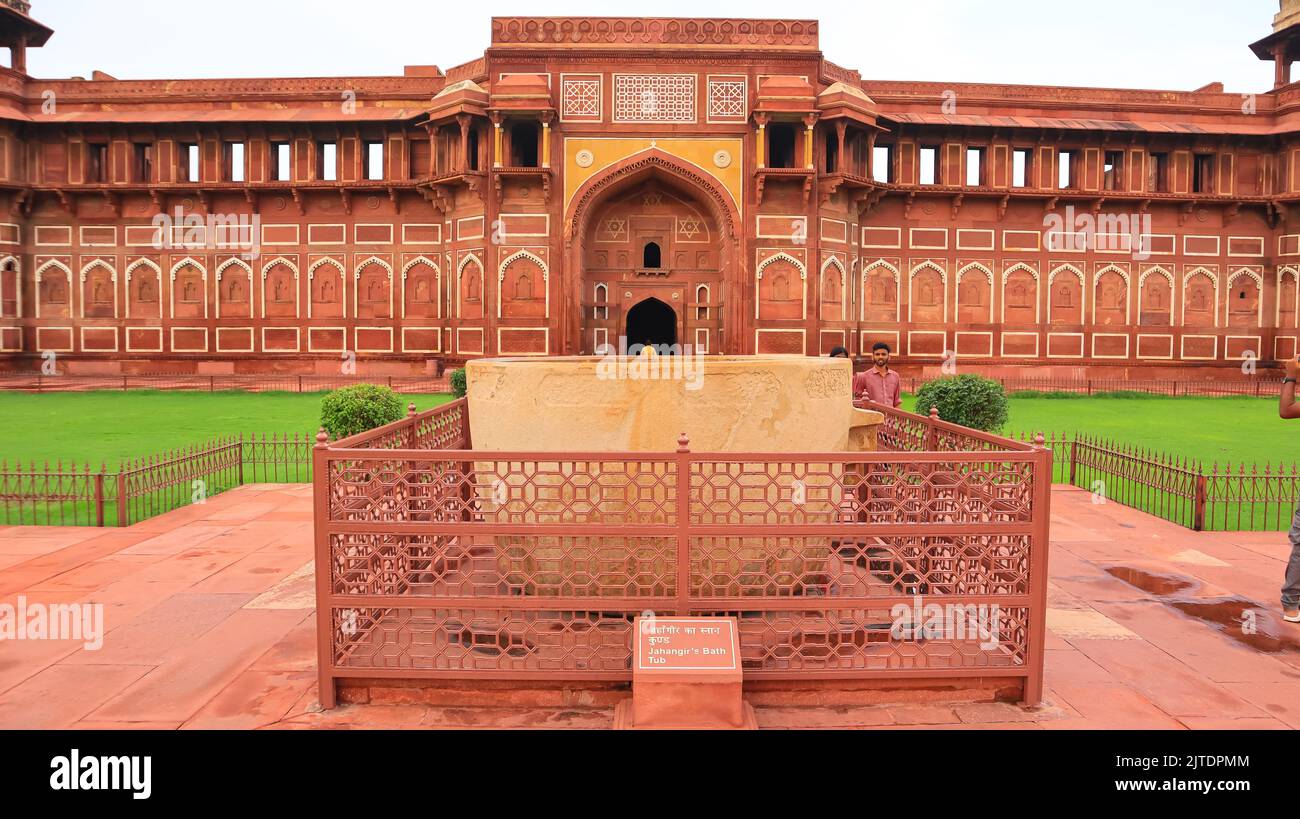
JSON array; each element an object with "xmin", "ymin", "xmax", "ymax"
[{"xmin": 23, "ymin": 0, "xmax": 1280, "ymax": 93}]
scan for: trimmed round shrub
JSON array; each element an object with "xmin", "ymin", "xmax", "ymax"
[
  {"xmin": 915, "ymin": 375, "xmax": 1009, "ymax": 432},
  {"xmin": 449, "ymin": 367, "xmax": 467, "ymax": 398},
  {"xmin": 320, "ymin": 383, "xmax": 405, "ymax": 440}
]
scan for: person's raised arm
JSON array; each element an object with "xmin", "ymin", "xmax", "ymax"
[{"xmin": 1281, "ymin": 357, "xmax": 1300, "ymax": 419}]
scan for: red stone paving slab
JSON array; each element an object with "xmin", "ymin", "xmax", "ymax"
[
  {"xmin": 884, "ymin": 704, "xmax": 962, "ymax": 725},
  {"xmin": 25, "ymin": 554, "xmax": 166, "ymax": 595},
  {"xmin": 1048, "ymin": 684, "xmax": 1187, "ymax": 729},
  {"xmin": 87, "ymin": 608, "xmax": 310, "ymax": 724},
  {"xmin": 188, "ymin": 547, "xmax": 313, "ymax": 595},
  {"xmin": 0, "ymin": 531, "xmax": 157, "ymax": 597},
  {"xmin": 73, "ymin": 578, "xmax": 196, "ymax": 627},
  {"xmin": 244, "ymin": 562, "xmax": 315, "ymax": 611},
  {"xmin": 247, "ymin": 615, "xmax": 317, "ymax": 673},
  {"xmin": 0, "ymin": 663, "xmax": 154, "ymax": 729},
  {"xmin": 421, "ymin": 707, "xmax": 614, "ymax": 730},
  {"xmin": 0, "ymin": 530, "xmax": 104, "ymax": 555},
  {"xmin": 118, "ymin": 524, "xmax": 235, "ymax": 557},
  {"xmin": 182, "ymin": 669, "xmax": 315, "ymax": 730},
  {"xmin": 953, "ymin": 700, "xmax": 1078, "ymax": 724},
  {"xmin": 253, "ymin": 509, "xmax": 314, "ymax": 523},
  {"xmin": 126, "ymin": 542, "xmax": 262, "ymax": 587},
  {"xmin": 1043, "ymin": 631, "xmax": 1072, "ymax": 650},
  {"xmin": 1178, "ymin": 717, "xmax": 1291, "ymax": 730},
  {"xmin": 1224, "ymin": 538, "xmax": 1294, "ymax": 562},
  {"xmin": 60, "ymin": 592, "xmax": 255, "ymax": 667},
  {"xmin": 274, "ymin": 703, "xmax": 433, "ymax": 729},
  {"xmin": 0, "ymin": 554, "xmax": 38, "ymax": 571},
  {"xmin": 1044, "ymin": 648, "xmax": 1116, "ymax": 685},
  {"xmin": 1217, "ymin": 681, "xmax": 1300, "ymax": 729},
  {"xmin": 1067, "ymin": 638, "xmax": 1268, "ymax": 719},
  {"xmin": 0, "ymin": 483, "xmax": 1295, "ymax": 730},
  {"xmin": 0, "ymin": 636, "xmax": 91, "ymax": 697},
  {"xmin": 271, "ymin": 703, "xmax": 616, "ymax": 730},
  {"xmin": 916, "ymin": 722, "xmax": 1045, "ymax": 730},
  {"xmin": 756, "ymin": 705, "xmax": 896, "ymax": 729},
  {"xmin": 1177, "ymin": 562, "xmax": 1290, "ymax": 603},
  {"xmin": 1047, "ymin": 571, "xmax": 1150, "ymax": 605},
  {"xmin": 70, "ymin": 721, "xmax": 184, "ymax": 730},
  {"xmin": 201, "ymin": 501, "xmax": 292, "ymax": 523},
  {"xmin": 1087, "ymin": 600, "xmax": 1300, "ymax": 684}
]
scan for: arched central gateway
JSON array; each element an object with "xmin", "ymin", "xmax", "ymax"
[
  {"xmin": 626, "ymin": 297, "xmax": 678, "ymax": 348},
  {"xmin": 565, "ymin": 151, "xmax": 742, "ymax": 356}
]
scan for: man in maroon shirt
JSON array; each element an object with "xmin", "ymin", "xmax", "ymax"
[{"xmin": 853, "ymin": 342, "xmax": 902, "ymax": 409}]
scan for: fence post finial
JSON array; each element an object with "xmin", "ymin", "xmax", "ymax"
[
  {"xmin": 677, "ymin": 433, "xmax": 690, "ymax": 453},
  {"xmin": 315, "ymin": 427, "xmax": 330, "ymax": 447},
  {"xmin": 1033, "ymin": 432, "xmax": 1046, "ymax": 448},
  {"xmin": 407, "ymin": 402, "xmax": 418, "ymax": 418},
  {"xmin": 929, "ymin": 406, "xmax": 939, "ymax": 419}
]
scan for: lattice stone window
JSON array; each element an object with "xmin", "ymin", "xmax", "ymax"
[
  {"xmin": 562, "ymin": 76, "xmax": 600, "ymax": 120},
  {"xmin": 614, "ymin": 74, "xmax": 696, "ymax": 123},
  {"xmin": 707, "ymin": 78, "xmax": 746, "ymax": 121}
]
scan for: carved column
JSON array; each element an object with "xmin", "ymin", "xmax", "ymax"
[
  {"xmin": 10, "ymin": 36, "xmax": 25, "ymax": 75},
  {"xmin": 803, "ymin": 114, "xmax": 819, "ymax": 170},
  {"xmin": 835, "ymin": 120, "xmax": 847, "ymax": 175},
  {"xmin": 456, "ymin": 115, "xmax": 471, "ymax": 173},
  {"xmin": 1276, "ymin": 43, "xmax": 1292, "ymax": 88},
  {"xmin": 490, "ymin": 112, "xmax": 503, "ymax": 169},
  {"xmin": 754, "ymin": 113, "xmax": 769, "ymax": 170},
  {"xmin": 541, "ymin": 112, "xmax": 553, "ymax": 169}
]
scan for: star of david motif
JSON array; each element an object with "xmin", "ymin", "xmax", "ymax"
[
  {"xmin": 603, "ymin": 218, "xmax": 627, "ymax": 239},
  {"xmin": 678, "ymin": 217, "xmax": 702, "ymax": 239},
  {"xmin": 642, "ymin": 192, "xmax": 662, "ymax": 206}
]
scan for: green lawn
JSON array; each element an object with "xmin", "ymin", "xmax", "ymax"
[
  {"xmin": 902, "ymin": 393, "xmax": 1295, "ymax": 468},
  {"xmin": 0, "ymin": 388, "xmax": 1294, "ymax": 531},
  {"xmin": 0, "ymin": 389, "xmax": 1290, "ymax": 471},
  {"xmin": 0, "ymin": 390, "xmax": 455, "ymax": 468}
]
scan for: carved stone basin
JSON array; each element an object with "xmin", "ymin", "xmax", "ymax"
[
  {"xmin": 464, "ymin": 355, "xmax": 884, "ymax": 598},
  {"xmin": 466, "ymin": 355, "xmax": 883, "ymax": 453}
]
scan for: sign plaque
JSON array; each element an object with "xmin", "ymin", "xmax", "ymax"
[{"xmin": 614, "ymin": 616, "xmax": 756, "ymax": 730}]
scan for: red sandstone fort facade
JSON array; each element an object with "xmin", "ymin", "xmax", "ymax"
[{"xmin": 2, "ymin": 2, "xmax": 1300, "ymax": 377}]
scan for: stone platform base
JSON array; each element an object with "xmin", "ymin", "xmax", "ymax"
[
  {"xmin": 612, "ymin": 699, "xmax": 758, "ymax": 730},
  {"xmin": 336, "ymin": 676, "xmax": 1025, "ymax": 709}
]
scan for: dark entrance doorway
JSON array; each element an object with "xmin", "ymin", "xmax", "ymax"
[{"xmin": 625, "ymin": 297, "xmax": 678, "ymax": 349}]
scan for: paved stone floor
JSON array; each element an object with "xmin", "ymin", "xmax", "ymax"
[{"xmin": 0, "ymin": 483, "xmax": 1297, "ymax": 730}]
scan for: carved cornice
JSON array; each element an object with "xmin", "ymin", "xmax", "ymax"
[{"xmin": 491, "ymin": 17, "xmax": 818, "ymax": 50}]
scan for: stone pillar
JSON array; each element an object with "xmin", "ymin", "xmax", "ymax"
[
  {"xmin": 835, "ymin": 120, "xmax": 847, "ymax": 175},
  {"xmin": 456, "ymin": 115, "xmax": 471, "ymax": 173},
  {"xmin": 803, "ymin": 114, "xmax": 818, "ymax": 170},
  {"xmin": 541, "ymin": 113, "xmax": 552, "ymax": 169},
  {"xmin": 10, "ymin": 37, "xmax": 25, "ymax": 75},
  {"xmin": 1276, "ymin": 43, "xmax": 1292, "ymax": 88},
  {"xmin": 491, "ymin": 113, "xmax": 503, "ymax": 169},
  {"xmin": 754, "ymin": 113, "xmax": 768, "ymax": 170}
]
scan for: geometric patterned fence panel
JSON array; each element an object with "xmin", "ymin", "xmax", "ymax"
[{"xmin": 314, "ymin": 399, "xmax": 1051, "ymax": 706}]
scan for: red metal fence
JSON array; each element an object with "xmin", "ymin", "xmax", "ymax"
[
  {"xmin": 0, "ymin": 433, "xmax": 316, "ymax": 527},
  {"xmin": 1008, "ymin": 433, "xmax": 1300, "ymax": 532},
  {"xmin": 312, "ymin": 399, "xmax": 1053, "ymax": 708}
]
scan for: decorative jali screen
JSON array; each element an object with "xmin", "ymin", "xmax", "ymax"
[{"xmin": 312, "ymin": 400, "xmax": 1051, "ymax": 707}]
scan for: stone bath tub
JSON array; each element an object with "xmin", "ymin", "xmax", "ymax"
[
  {"xmin": 465, "ymin": 355, "xmax": 883, "ymax": 453},
  {"xmin": 460, "ymin": 356, "xmax": 886, "ymax": 600}
]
